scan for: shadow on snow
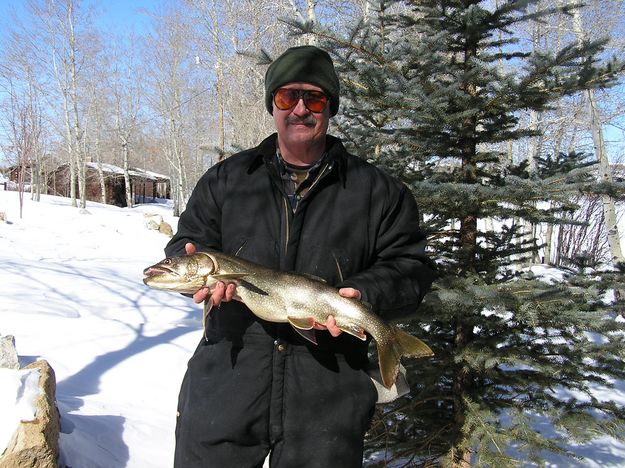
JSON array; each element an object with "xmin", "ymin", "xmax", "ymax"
[{"xmin": 2, "ymin": 257, "xmax": 199, "ymax": 467}]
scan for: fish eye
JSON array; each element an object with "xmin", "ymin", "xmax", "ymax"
[{"xmin": 164, "ymin": 259, "xmax": 172, "ymax": 265}]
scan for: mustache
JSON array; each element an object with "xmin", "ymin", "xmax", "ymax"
[{"xmin": 285, "ymin": 115, "xmax": 316, "ymax": 126}]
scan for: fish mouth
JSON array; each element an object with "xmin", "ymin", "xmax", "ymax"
[{"xmin": 142, "ymin": 265, "xmax": 177, "ymax": 278}]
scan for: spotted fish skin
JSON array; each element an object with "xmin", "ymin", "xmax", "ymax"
[{"xmin": 143, "ymin": 252, "xmax": 433, "ymax": 388}]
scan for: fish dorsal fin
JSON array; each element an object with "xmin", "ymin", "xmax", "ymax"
[{"xmin": 287, "ymin": 316, "xmax": 318, "ymax": 345}]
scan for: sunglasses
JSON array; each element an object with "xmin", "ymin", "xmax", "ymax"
[{"xmin": 273, "ymin": 88, "xmax": 329, "ymax": 113}]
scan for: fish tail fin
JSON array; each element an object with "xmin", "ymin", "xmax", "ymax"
[
  {"xmin": 394, "ymin": 328, "xmax": 434, "ymax": 359},
  {"xmin": 378, "ymin": 328, "xmax": 434, "ymax": 389}
]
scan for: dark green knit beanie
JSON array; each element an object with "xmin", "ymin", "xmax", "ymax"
[{"xmin": 265, "ymin": 45, "xmax": 340, "ymax": 116}]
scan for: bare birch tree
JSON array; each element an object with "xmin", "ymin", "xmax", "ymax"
[
  {"xmin": 143, "ymin": 4, "xmax": 197, "ymax": 216},
  {"xmin": 191, "ymin": 0, "xmax": 228, "ymax": 157},
  {"xmin": 83, "ymin": 74, "xmax": 107, "ymax": 204},
  {"xmin": 286, "ymin": 0, "xmax": 319, "ymax": 44},
  {"xmin": 508, "ymin": 0, "xmax": 625, "ymax": 267},
  {"xmin": 27, "ymin": 0, "xmax": 95, "ymax": 210},
  {"xmin": 0, "ymin": 75, "xmax": 44, "ymax": 217},
  {"xmin": 0, "ymin": 25, "xmax": 50, "ymax": 204},
  {"xmin": 186, "ymin": 0, "xmax": 283, "ymax": 159},
  {"xmin": 105, "ymin": 37, "xmax": 143, "ymax": 208},
  {"xmin": 568, "ymin": 0, "xmax": 624, "ymax": 265}
]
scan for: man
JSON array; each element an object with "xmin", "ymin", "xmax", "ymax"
[{"xmin": 166, "ymin": 45, "xmax": 434, "ymax": 468}]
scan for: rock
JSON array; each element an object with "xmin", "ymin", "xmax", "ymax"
[
  {"xmin": 0, "ymin": 335, "xmax": 19, "ymax": 370},
  {"xmin": 144, "ymin": 213, "xmax": 163, "ymax": 231},
  {"xmin": 159, "ymin": 221, "xmax": 173, "ymax": 238},
  {"xmin": 0, "ymin": 360, "xmax": 60, "ymax": 468}
]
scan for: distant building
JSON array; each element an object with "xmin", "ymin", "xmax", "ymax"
[
  {"xmin": 47, "ymin": 163, "xmax": 170, "ymax": 207},
  {"xmin": 5, "ymin": 164, "xmax": 34, "ymax": 185},
  {"xmin": 2, "ymin": 163, "xmax": 38, "ymax": 191}
]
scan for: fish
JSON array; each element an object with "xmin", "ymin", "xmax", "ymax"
[{"xmin": 143, "ymin": 251, "xmax": 433, "ymax": 389}]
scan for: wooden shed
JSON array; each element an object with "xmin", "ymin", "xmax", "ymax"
[
  {"xmin": 130, "ymin": 167, "xmax": 171, "ymax": 204},
  {"xmin": 48, "ymin": 163, "xmax": 170, "ymax": 207}
]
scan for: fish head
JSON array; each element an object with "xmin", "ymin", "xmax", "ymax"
[{"xmin": 142, "ymin": 252, "xmax": 220, "ymax": 294}]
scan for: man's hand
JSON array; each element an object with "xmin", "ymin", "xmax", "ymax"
[
  {"xmin": 313, "ymin": 288, "xmax": 362, "ymax": 338},
  {"xmin": 185, "ymin": 243, "xmax": 237, "ymax": 306}
]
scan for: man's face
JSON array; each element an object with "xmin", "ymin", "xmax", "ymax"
[{"xmin": 272, "ymin": 82, "xmax": 331, "ymax": 151}]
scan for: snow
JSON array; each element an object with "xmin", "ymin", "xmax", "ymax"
[
  {"xmin": 0, "ymin": 367, "xmax": 41, "ymax": 453},
  {"xmin": 0, "ymin": 190, "xmax": 198, "ymax": 467},
  {"xmin": 0, "ymin": 189, "xmax": 623, "ymax": 467},
  {"xmin": 85, "ymin": 162, "xmax": 127, "ymax": 175},
  {"xmin": 83, "ymin": 162, "xmax": 169, "ymax": 180}
]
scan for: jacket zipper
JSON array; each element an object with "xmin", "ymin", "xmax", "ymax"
[
  {"xmin": 281, "ymin": 162, "xmax": 333, "ymax": 260},
  {"xmin": 282, "ymin": 197, "xmax": 290, "ymax": 257},
  {"xmin": 304, "ymin": 163, "xmax": 330, "ymax": 198}
]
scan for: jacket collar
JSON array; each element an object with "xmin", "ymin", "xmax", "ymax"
[{"xmin": 246, "ymin": 133, "xmax": 347, "ymax": 186}]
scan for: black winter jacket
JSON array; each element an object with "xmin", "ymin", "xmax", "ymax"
[{"xmin": 166, "ymin": 133, "xmax": 434, "ymax": 356}]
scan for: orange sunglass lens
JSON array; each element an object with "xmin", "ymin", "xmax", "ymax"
[
  {"xmin": 304, "ymin": 92, "xmax": 327, "ymax": 112},
  {"xmin": 274, "ymin": 89, "xmax": 328, "ymax": 112},
  {"xmin": 274, "ymin": 90, "xmax": 298, "ymax": 109}
]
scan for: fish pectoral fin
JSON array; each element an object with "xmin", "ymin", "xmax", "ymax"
[
  {"xmin": 338, "ymin": 324, "xmax": 367, "ymax": 341},
  {"xmin": 287, "ymin": 316, "xmax": 316, "ymax": 330},
  {"xmin": 237, "ymin": 278, "xmax": 269, "ymax": 296},
  {"xmin": 287, "ymin": 317, "xmax": 318, "ymax": 345}
]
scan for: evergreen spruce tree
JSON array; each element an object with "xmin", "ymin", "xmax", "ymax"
[{"xmin": 290, "ymin": 0, "xmax": 625, "ymax": 465}]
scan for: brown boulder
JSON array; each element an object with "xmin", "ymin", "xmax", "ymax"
[
  {"xmin": 0, "ymin": 335, "xmax": 19, "ymax": 369},
  {"xmin": 159, "ymin": 221, "xmax": 174, "ymax": 238},
  {"xmin": 0, "ymin": 360, "xmax": 60, "ymax": 468}
]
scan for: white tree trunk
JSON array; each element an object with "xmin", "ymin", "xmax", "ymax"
[
  {"xmin": 588, "ymin": 91, "xmax": 624, "ymax": 264},
  {"xmin": 122, "ymin": 138, "xmax": 133, "ymax": 208},
  {"xmin": 97, "ymin": 160, "xmax": 106, "ymax": 204},
  {"xmin": 306, "ymin": 0, "xmax": 318, "ymax": 45},
  {"xmin": 67, "ymin": 0, "xmax": 86, "ymax": 210},
  {"xmin": 570, "ymin": 2, "xmax": 624, "ymax": 265}
]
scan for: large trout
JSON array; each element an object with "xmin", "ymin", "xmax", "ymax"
[{"xmin": 143, "ymin": 251, "xmax": 433, "ymax": 389}]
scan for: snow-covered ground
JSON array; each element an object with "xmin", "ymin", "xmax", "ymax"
[
  {"xmin": 0, "ymin": 189, "xmax": 623, "ymax": 467},
  {"xmin": 0, "ymin": 190, "xmax": 198, "ymax": 467}
]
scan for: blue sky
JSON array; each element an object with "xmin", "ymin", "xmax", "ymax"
[
  {"xmin": 88, "ymin": 0, "xmax": 156, "ymax": 34},
  {"xmin": 0, "ymin": 0, "xmax": 156, "ymax": 38},
  {"xmin": 0, "ymin": 0, "xmax": 160, "ymax": 166}
]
